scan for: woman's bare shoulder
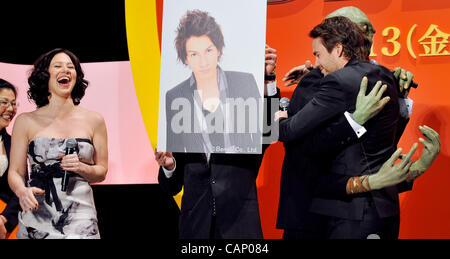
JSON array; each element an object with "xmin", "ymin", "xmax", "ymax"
[
  {"xmin": 14, "ymin": 111, "xmax": 37, "ymax": 123},
  {"xmin": 76, "ymin": 106, "xmax": 105, "ymax": 124}
]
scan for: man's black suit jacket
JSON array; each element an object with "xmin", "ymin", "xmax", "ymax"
[
  {"xmin": 165, "ymin": 71, "xmax": 262, "ymax": 154},
  {"xmin": 278, "ymin": 59, "xmax": 406, "ymax": 223},
  {"xmin": 277, "ymin": 67, "xmax": 373, "ymax": 231},
  {"xmin": 0, "ymin": 129, "xmax": 20, "ymax": 232}
]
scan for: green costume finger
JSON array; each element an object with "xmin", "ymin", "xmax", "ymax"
[
  {"xmin": 393, "ymin": 67, "xmax": 401, "ymax": 79},
  {"xmin": 400, "ymin": 143, "xmax": 418, "ymax": 168},
  {"xmin": 405, "ymin": 71, "xmax": 414, "ymax": 89},
  {"xmin": 400, "ymin": 68, "xmax": 407, "ymax": 80}
]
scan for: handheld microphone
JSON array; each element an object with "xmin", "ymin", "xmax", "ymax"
[
  {"xmin": 61, "ymin": 138, "xmax": 78, "ymax": 192},
  {"xmin": 279, "ymin": 97, "xmax": 290, "ymax": 111}
]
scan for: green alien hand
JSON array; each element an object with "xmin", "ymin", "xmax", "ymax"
[
  {"xmin": 352, "ymin": 77, "xmax": 391, "ymax": 125},
  {"xmin": 368, "ymin": 143, "xmax": 418, "ymax": 190},
  {"xmin": 408, "ymin": 125, "xmax": 441, "ymax": 181},
  {"xmin": 393, "ymin": 67, "xmax": 414, "ymax": 98}
]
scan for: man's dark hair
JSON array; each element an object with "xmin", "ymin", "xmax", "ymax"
[
  {"xmin": 309, "ymin": 16, "xmax": 369, "ymax": 61},
  {"xmin": 175, "ymin": 9, "xmax": 225, "ymax": 65}
]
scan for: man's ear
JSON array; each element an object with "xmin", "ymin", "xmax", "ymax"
[{"xmin": 335, "ymin": 43, "xmax": 344, "ymax": 57}]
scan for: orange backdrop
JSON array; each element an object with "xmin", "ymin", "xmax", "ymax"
[{"xmin": 160, "ymin": 0, "xmax": 450, "ymax": 239}]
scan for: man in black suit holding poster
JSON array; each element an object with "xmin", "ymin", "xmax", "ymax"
[{"xmin": 156, "ymin": 9, "xmax": 280, "ymax": 239}]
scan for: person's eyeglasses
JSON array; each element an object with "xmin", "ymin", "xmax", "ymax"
[{"xmin": 0, "ymin": 100, "xmax": 18, "ymax": 109}]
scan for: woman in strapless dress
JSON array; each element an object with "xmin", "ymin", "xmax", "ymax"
[{"xmin": 8, "ymin": 48, "xmax": 108, "ymax": 239}]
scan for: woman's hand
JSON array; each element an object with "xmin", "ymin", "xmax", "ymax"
[
  {"xmin": 60, "ymin": 154, "xmax": 86, "ymax": 175},
  {"xmin": 16, "ymin": 186, "xmax": 45, "ymax": 212}
]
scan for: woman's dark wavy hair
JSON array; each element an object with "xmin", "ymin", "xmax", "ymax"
[
  {"xmin": 175, "ymin": 9, "xmax": 225, "ymax": 65},
  {"xmin": 309, "ymin": 16, "xmax": 369, "ymax": 62},
  {"xmin": 0, "ymin": 78, "xmax": 17, "ymax": 97},
  {"xmin": 27, "ymin": 48, "xmax": 88, "ymax": 108}
]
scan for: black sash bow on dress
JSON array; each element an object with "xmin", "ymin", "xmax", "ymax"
[{"xmin": 29, "ymin": 163, "xmax": 73, "ymax": 212}]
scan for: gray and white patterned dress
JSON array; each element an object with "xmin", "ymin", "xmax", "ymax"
[{"xmin": 17, "ymin": 137, "xmax": 100, "ymax": 239}]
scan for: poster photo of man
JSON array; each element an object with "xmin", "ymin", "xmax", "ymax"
[{"xmin": 157, "ymin": 0, "xmax": 267, "ymax": 154}]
